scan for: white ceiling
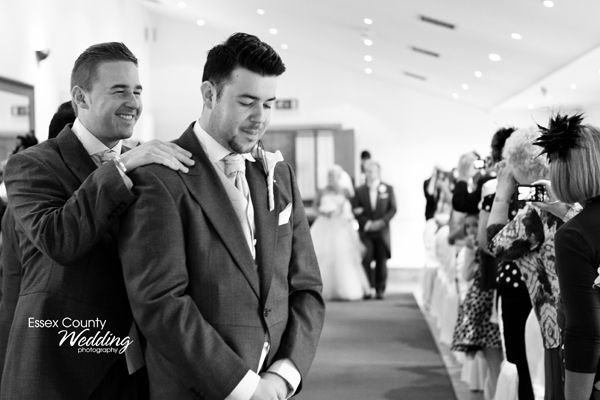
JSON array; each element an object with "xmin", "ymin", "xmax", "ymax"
[{"xmin": 141, "ymin": 0, "xmax": 600, "ymax": 111}]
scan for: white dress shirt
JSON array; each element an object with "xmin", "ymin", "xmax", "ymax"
[
  {"xmin": 71, "ymin": 118, "xmax": 132, "ymax": 190},
  {"xmin": 193, "ymin": 120, "xmax": 301, "ymax": 400}
]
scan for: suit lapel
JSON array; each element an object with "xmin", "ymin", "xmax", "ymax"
[
  {"xmin": 174, "ymin": 125, "xmax": 261, "ymax": 299},
  {"xmin": 56, "ymin": 126, "xmax": 97, "ymax": 183},
  {"xmin": 246, "ymin": 161, "xmax": 278, "ymax": 303}
]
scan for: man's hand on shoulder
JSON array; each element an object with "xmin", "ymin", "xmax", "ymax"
[
  {"xmin": 120, "ymin": 140, "xmax": 194, "ymax": 173},
  {"xmin": 250, "ymin": 373, "xmax": 288, "ymax": 400}
]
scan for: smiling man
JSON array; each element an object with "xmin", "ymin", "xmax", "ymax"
[
  {"xmin": 1, "ymin": 42, "xmax": 194, "ymax": 399},
  {"xmin": 119, "ymin": 33, "xmax": 325, "ymax": 400}
]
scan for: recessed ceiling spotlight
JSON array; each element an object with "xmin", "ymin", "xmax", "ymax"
[
  {"xmin": 363, "ymin": 18, "xmax": 373, "ymax": 25},
  {"xmin": 196, "ymin": 19, "xmax": 205, "ymax": 26},
  {"xmin": 488, "ymin": 53, "xmax": 501, "ymax": 62},
  {"xmin": 570, "ymin": 83, "xmax": 577, "ymax": 90},
  {"xmin": 461, "ymin": 83, "xmax": 469, "ymax": 91},
  {"xmin": 256, "ymin": 8, "xmax": 265, "ymax": 15},
  {"xmin": 527, "ymin": 104, "xmax": 535, "ymax": 110},
  {"xmin": 543, "ymin": 0, "xmax": 555, "ymax": 7},
  {"xmin": 281, "ymin": 43, "xmax": 288, "ymax": 50},
  {"xmin": 177, "ymin": 1, "xmax": 186, "ymax": 8},
  {"xmin": 364, "ymin": 67, "xmax": 373, "ymax": 75},
  {"xmin": 452, "ymin": 93, "xmax": 459, "ymax": 99},
  {"xmin": 474, "ymin": 70, "xmax": 483, "ymax": 78},
  {"xmin": 363, "ymin": 38, "xmax": 373, "ymax": 46},
  {"xmin": 511, "ymin": 33, "xmax": 522, "ymax": 40},
  {"xmin": 268, "ymin": 28, "xmax": 278, "ymax": 35},
  {"xmin": 364, "ymin": 55, "xmax": 373, "ymax": 62}
]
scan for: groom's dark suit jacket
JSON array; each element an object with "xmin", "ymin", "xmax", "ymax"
[
  {"xmin": 0, "ymin": 127, "xmax": 136, "ymax": 399},
  {"xmin": 119, "ymin": 124, "xmax": 325, "ymax": 400}
]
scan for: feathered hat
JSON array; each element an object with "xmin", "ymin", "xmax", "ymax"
[{"xmin": 534, "ymin": 113, "xmax": 584, "ymax": 162}]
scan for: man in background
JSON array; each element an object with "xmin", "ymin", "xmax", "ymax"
[{"xmin": 353, "ymin": 160, "xmax": 397, "ymax": 300}]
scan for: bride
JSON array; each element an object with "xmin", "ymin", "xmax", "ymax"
[{"xmin": 311, "ymin": 165, "xmax": 370, "ymax": 301}]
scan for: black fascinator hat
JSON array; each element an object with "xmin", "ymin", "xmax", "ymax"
[{"xmin": 534, "ymin": 113, "xmax": 584, "ymax": 162}]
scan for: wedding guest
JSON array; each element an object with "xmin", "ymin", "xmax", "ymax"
[
  {"xmin": 0, "ymin": 41, "xmax": 193, "ymax": 399},
  {"xmin": 535, "ymin": 113, "xmax": 600, "ymax": 400},
  {"xmin": 487, "ymin": 126, "xmax": 561, "ymax": 400},
  {"xmin": 48, "ymin": 100, "xmax": 76, "ymax": 140},
  {"xmin": 451, "ymin": 213, "xmax": 502, "ymax": 399}
]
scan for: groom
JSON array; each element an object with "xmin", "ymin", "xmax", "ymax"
[{"xmin": 119, "ymin": 33, "xmax": 325, "ymax": 399}]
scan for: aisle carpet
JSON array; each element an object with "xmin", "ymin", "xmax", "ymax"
[{"xmin": 296, "ymin": 293, "xmax": 457, "ymax": 400}]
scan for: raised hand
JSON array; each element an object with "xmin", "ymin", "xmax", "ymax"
[{"xmin": 120, "ymin": 140, "xmax": 195, "ymax": 173}]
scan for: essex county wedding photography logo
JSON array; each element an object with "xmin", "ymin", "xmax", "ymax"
[{"xmin": 27, "ymin": 317, "xmax": 133, "ymax": 354}]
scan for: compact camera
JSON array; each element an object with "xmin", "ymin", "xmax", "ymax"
[
  {"xmin": 473, "ymin": 159, "xmax": 486, "ymax": 169},
  {"xmin": 516, "ymin": 184, "xmax": 548, "ymax": 202}
]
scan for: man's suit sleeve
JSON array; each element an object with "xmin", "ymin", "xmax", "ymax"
[
  {"xmin": 272, "ymin": 163, "xmax": 325, "ymax": 385},
  {"xmin": 118, "ymin": 168, "xmax": 251, "ymax": 399},
  {"xmin": 3, "ymin": 152, "xmax": 135, "ymax": 265}
]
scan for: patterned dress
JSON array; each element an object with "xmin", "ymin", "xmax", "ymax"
[
  {"xmin": 489, "ymin": 204, "xmax": 562, "ymax": 349},
  {"xmin": 451, "ymin": 265, "xmax": 502, "ymax": 353}
]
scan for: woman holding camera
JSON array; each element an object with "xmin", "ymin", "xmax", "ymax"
[{"xmin": 535, "ymin": 114, "xmax": 600, "ymax": 400}]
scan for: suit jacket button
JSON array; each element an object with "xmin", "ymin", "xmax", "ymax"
[{"xmin": 263, "ymin": 308, "xmax": 271, "ymax": 317}]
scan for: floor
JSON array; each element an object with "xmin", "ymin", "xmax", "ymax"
[{"xmin": 386, "ymin": 267, "xmax": 485, "ymax": 400}]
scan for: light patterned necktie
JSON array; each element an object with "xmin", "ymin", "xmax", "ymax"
[
  {"xmin": 92, "ymin": 149, "xmax": 118, "ymax": 166},
  {"xmin": 223, "ymin": 153, "xmax": 255, "ymax": 257}
]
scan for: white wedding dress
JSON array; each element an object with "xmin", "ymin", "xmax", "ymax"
[{"xmin": 310, "ymin": 190, "xmax": 370, "ymax": 301}]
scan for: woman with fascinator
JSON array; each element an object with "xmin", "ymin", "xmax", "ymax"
[{"xmin": 534, "ymin": 114, "xmax": 600, "ymax": 400}]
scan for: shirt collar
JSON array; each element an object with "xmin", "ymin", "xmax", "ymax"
[
  {"xmin": 192, "ymin": 119, "xmax": 255, "ymax": 163},
  {"xmin": 71, "ymin": 118, "xmax": 123, "ymax": 157}
]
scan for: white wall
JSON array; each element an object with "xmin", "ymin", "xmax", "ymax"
[{"xmin": 0, "ymin": 0, "xmax": 152, "ymax": 140}]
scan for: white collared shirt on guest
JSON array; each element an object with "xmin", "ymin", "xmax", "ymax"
[
  {"xmin": 192, "ymin": 120, "xmax": 300, "ymax": 400},
  {"xmin": 368, "ymin": 179, "xmax": 381, "ymax": 211},
  {"xmin": 70, "ymin": 118, "xmax": 132, "ymax": 189}
]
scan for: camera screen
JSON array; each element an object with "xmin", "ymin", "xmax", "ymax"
[
  {"xmin": 517, "ymin": 185, "xmax": 547, "ymax": 202},
  {"xmin": 473, "ymin": 159, "xmax": 485, "ymax": 169}
]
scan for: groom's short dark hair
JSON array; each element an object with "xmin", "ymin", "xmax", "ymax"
[{"xmin": 202, "ymin": 32, "xmax": 286, "ymax": 98}]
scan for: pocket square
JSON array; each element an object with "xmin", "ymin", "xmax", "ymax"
[{"xmin": 278, "ymin": 203, "xmax": 292, "ymax": 225}]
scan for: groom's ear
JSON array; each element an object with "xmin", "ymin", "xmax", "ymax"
[{"xmin": 201, "ymin": 81, "xmax": 216, "ymax": 109}]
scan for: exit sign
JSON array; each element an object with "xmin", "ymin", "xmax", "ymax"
[{"xmin": 275, "ymin": 98, "xmax": 298, "ymax": 110}]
